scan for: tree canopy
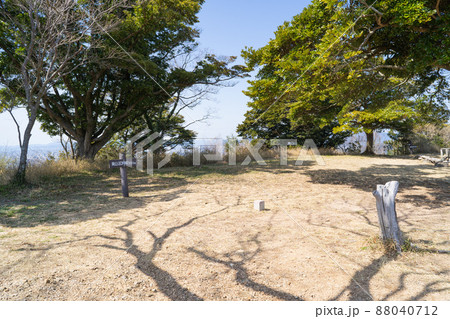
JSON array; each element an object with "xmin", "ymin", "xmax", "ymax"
[
  {"xmin": 0, "ymin": 0, "xmax": 123, "ymax": 182},
  {"xmin": 1, "ymin": 0, "xmax": 246, "ymax": 162},
  {"xmin": 37, "ymin": 0, "xmax": 246, "ymax": 159},
  {"xmin": 239, "ymin": 0, "xmax": 449, "ymax": 152}
]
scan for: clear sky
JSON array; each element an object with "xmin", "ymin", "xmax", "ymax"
[{"xmin": 0, "ymin": 0, "xmax": 311, "ymax": 146}]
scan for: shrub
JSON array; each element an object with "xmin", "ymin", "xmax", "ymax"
[
  {"xmin": 412, "ymin": 124, "xmax": 449, "ymax": 153},
  {"xmin": 0, "ymin": 154, "xmax": 16, "ymax": 185},
  {"xmin": 25, "ymin": 158, "xmax": 106, "ymax": 184},
  {"xmin": 386, "ymin": 124, "xmax": 450, "ymax": 155}
]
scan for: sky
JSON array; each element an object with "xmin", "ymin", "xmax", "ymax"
[{"xmin": 0, "ymin": 0, "xmax": 311, "ymax": 147}]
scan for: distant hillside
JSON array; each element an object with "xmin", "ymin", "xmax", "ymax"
[{"xmin": 0, "ymin": 143, "xmax": 63, "ymax": 161}]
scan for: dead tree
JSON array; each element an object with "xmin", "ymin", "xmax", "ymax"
[{"xmin": 372, "ymin": 181, "xmax": 404, "ymax": 253}]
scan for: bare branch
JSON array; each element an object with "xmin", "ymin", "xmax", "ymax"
[
  {"xmin": 357, "ymin": 0, "xmax": 384, "ymax": 16},
  {"xmin": 7, "ymin": 108, "xmax": 22, "ymax": 147},
  {"xmin": 360, "ymin": 65, "xmax": 407, "ymax": 73}
]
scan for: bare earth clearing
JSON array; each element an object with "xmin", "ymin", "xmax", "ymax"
[{"xmin": 0, "ymin": 156, "xmax": 449, "ymax": 300}]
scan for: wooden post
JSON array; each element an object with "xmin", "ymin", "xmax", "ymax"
[
  {"xmin": 373, "ymin": 181, "xmax": 403, "ymax": 252},
  {"xmin": 109, "ymin": 155, "xmax": 136, "ymax": 197},
  {"xmin": 119, "ymin": 153, "xmax": 129, "ymax": 198}
]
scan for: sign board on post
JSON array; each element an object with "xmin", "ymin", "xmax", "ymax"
[
  {"xmin": 109, "ymin": 159, "xmax": 137, "ymax": 168},
  {"xmin": 109, "ymin": 154, "xmax": 136, "ymax": 197}
]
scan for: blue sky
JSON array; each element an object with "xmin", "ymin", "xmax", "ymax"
[{"xmin": 0, "ymin": 0, "xmax": 311, "ymax": 146}]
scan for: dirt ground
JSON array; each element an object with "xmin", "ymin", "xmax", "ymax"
[{"xmin": 0, "ymin": 156, "xmax": 449, "ymax": 300}]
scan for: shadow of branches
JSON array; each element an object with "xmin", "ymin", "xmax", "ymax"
[
  {"xmin": 331, "ymin": 253, "xmax": 397, "ymax": 301},
  {"xmin": 98, "ymin": 208, "xmax": 228, "ymax": 301},
  {"xmin": 303, "ymin": 164, "xmax": 449, "ymax": 209},
  {"xmin": 0, "ymin": 173, "xmax": 191, "ymax": 228},
  {"xmin": 188, "ymin": 233, "xmax": 303, "ymax": 301}
]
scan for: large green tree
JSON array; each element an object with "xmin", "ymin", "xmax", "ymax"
[
  {"xmin": 0, "ymin": 0, "xmax": 127, "ymax": 183},
  {"xmin": 240, "ymin": 0, "xmax": 449, "ymax": 153},
  {"xmin": 38, "ymin": 0, "xmax": 246, "ymax": 159},
  {"xmin": 321, "ymin": 0, "xmax": 449, "ymax": 73},
  {"xmin": 237, "ymin": 103, "xmax": 350, "ymax": 148}
]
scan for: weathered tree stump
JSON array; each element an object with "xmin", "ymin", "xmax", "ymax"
[{"xmin": 373, "ymin": 181, "xmax": 403, "ymax": 253}]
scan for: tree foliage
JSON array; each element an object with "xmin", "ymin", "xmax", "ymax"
[
  {"xmin": 0, "ymin": 0, "xmax": 123, "ymax": 182},
  {"xmin": 236, "ymin": 103, "xmax": 350, "ymax": 148},
  {"xmin": 240, "ymin": 0, "xmax": 449, "ymax": 153},
  {"xmin": 2, "ymin": 0, "xmax": 246, "ymax": 161},
  {"xmin": 39, "ymin": 0, "xmax": 246, "ymax": 159},
  {"xmin": 322, "ymin": 0, "xmax": 450, "ymax": 72}
]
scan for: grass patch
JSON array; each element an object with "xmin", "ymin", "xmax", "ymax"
[
  {"xmin": 0, "ymin": 205, "xmax": 27, "ymax": 218},
  {"xmin": 0, "ymin": 232, "xmax": 17, "ymax": 239},
  {"xmin": 0, "ymin": 204, "xmax": 59, "ymax": 227},
  {"xmin": 361, "ymin": 235, "xmax": 432, "ymax": 255},
  {"xmin": 0, "ymin": 159, "xmax": 136, "ymax": 227},
  {"xmin": 0, "ymin": 156, "xmax": 109, "ymax": 187}
]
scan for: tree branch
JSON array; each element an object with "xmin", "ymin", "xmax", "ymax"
[{"xmin": 7, "ymin": 108, "xmax": 22, "ymax": 147}]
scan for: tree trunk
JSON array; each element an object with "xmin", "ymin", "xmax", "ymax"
[
  {"xmin": 75, "ymin": 142, "xmax": 97, "ymax": 160},
  {"xmin": 373, "ymin": 181, "xmax": 403, "ymax": 253},
  {"xmin": 12, "ymin": 107, "xmax": 38, "ymax": 185},
  {"xmin": 13, "ymin": 139, "xmax": 30, "ymax": 185},
  {"xmin": 69, "ymin": 138, "xmax": 75, "ymax": 160},
  {"xmin": 75, "ymin": 137, "xmax": 110, "ymax": 160},
  {"xmin": 364, "ymin": 131, "xmax": 375, "ymax": 155}
]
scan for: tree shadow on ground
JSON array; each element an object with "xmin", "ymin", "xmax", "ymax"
[
  {"xmin": 331, "ymin": 252, "xmax": 398, "ymax": 301},
  {"xmin": 303, "ymin": 164, "xmax": 449, "ymax": 209},
  {"xmin": 0, "ymin": 171, "xmax": 191, "ymax": 228},
  {"xmin": 381, "ymin": 270, "xmax": 450, "ymax": 301},
  {"xmin": 97, "ymin": 208, "xmax": 229, "ymax": 301},
  {"xmin": 96, "ymin": 206, "xmax": 303, "ymax": 301},
  {"xmin": 331, "ymin": 249, "xmax": 450, "ymax": 301},
  {"xmin": 188, "ymin": 232, "xmax": 303, "ymax": 301}
]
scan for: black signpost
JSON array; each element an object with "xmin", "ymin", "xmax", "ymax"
[{"xmin": 109, "ymin": 153, "xmax": 136, "ymax": 198}]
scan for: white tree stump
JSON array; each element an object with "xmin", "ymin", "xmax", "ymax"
[{"xmin": 372, "ymin": 181, "xmax": 403, "ymax": 252}]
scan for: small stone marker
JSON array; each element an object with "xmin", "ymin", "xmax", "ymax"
[{"xmin": 254, "ymin": 200, "xmax": 265, "ymax": 211}]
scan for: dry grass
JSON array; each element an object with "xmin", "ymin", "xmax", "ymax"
[
  {"xmin": 361, "ymin": 235, "xmax": 409, "ymax": 256},
  {"xmin": 25, "ymin": 158, "xmax": 106, "ymax": 184},
  {"xmin": 0, "ymin": 154, "xmax": 16, "ymax": 185},
  {"xmin": 155, "ymin": 145, "xmax": 339, "ymax": 168},
  {"xmin": 0, "ymin": 156, "xmax": 448, "ymax": 301},
  {"xmin": 0, "ymin": 156, "xmax": 108, "ymax": 186}
]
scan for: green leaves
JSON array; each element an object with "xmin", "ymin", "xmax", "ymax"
[
  {"xmin": 30, "ymin": 0, "xmax": 246, "ymax": 158},
  {"xmin": 0, "ymin": 87, "xmax": 24, "ymax": 114},
  {"xmin": 239, "ymin": 0, "xmax": 449, "ymax": 144}
]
